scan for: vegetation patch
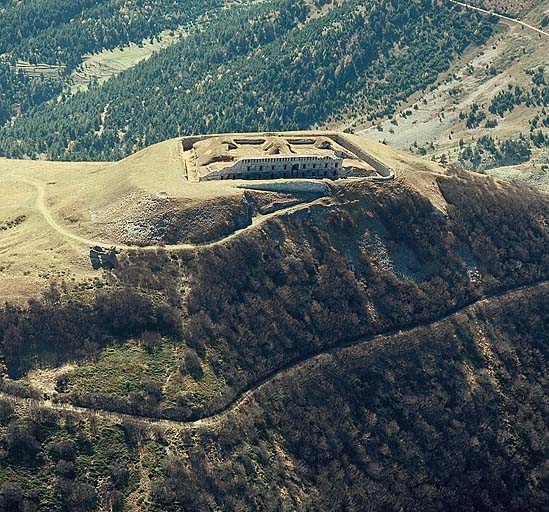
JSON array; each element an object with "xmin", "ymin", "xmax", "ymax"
[
  {"xmin": 164, "ymin": 355, "xmax": 226, "ymax": 410},
  {"xmin": 54, "ymin": 336, "xmax": 226, "ymax": 419},
  {"xmin": 0, "ymin": 215, "xmax": 26, "ymax": 231},
  {"xmin": 458, "ymin": 134, "xmax": 533, "ymax": 170},
  {"xmin": 59, "ymin": 338, "xmax": 183, "ymax": 398},
  {"xmin": 0, "ymin": 407, "xmax": 140, "ymax": 511}
]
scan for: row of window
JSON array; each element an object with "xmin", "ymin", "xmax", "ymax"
[
  {"xmin": 217, "ymin": 169, "xmax": 339, "ymax": 180},
  {"xmin": 246, "ymin": 162, "xmax": 339, "ymax": 172},
  {"xmin": 240, "ymin": 156, "xmax": 335, "ymax": 164}
]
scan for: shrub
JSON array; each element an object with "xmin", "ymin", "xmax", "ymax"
[
  {"xmin": 141, "ymin": 330, "xmax": 162, "ymax": 353},
  {"xmin": 0, "ymin": 399, "xmax": 14, "ymax": 425},
  {"xmin": 183, "ymin": 348, "xmax": 204, "ymax": 380},
  {"xmin": 6, "ymin": 420, "xmax": 40, "ymax": 464},
  {"xmin": 60, "ymin": 480, "xmax": 97, "ymax": 512},
  {"xmin": 50, "ymin": 438, "xmax": 77, "ymax": 461},
  {"xmin": 55, "ymin": 460, "xmax": 76, "ymax": 479}
]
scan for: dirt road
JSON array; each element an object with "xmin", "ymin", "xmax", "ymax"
[
  {"xmin": 6, "ymin": 172, "xmax": 393, "ymax": 253},
  {"xmin": 2, "ymin": 278, "xmax": 547, "ymax": 431},
  {"xmin": 450, "ymin": 0, "xmax": 549, "ymax": 38}
]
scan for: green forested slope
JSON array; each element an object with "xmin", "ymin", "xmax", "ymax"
[
  {"xmin": 0, "ymin": 0, "xmax": 495, "ymax": 160},
  {"xmin": 0, "ymin": 0, "xmax": 224, "ymax": 125},
  {"xmin": 0, "ymin": 0, "xmax": 221, "ymax": 66},
  {"xmin": 0, "ymin": 62, "xmax": 62, "ymax": 126}
]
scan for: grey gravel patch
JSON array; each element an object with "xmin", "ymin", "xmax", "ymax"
[{"xmin": 360, "ymin": 218, "xmax": 435, "ymax": 282}]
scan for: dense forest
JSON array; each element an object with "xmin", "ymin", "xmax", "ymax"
[
  {"xmin": 0, "ymin": 61, "xmax": 62, "ymax": 126},
  {"xmin": 148, "ymin": 286, "xmax": 549, "ymax": 511},
  {"xmin": 0, "ymin": 0, "xmax": 222, "ymax": 66},
  {"xmin": 0, "ymin": 0, "xmax": 495, "ymax": 160},
  {"xmin": 0, "ymin": 284, "xmax": 547, "ymax": 511},
  {"xmin": 0, "ymin": 0, "xmax": 224, "ymax": 124}
]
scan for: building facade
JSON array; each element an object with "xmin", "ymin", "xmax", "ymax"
[{"xmin": 200, "ymin": 155, "xmax": 343, "ymax": 181}]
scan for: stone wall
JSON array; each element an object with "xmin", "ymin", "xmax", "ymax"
[
  {"xmin": 237, "ymin": 180, "xmax": 332, "ymax": 195},
  {"xmin": 330, "ymin": 133, "xmax": 394, "ymax": 178}
]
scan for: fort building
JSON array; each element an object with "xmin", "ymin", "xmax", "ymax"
[
  {"xmin": 182, "ymin": 132, "xmax": 390, "ymax": 182},
  {"xmin": 201, "ymin": 154, "xmax": 343, "ymax": 181}
]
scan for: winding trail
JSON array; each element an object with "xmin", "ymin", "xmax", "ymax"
[
  {"xmin": 2, "ymin": 278, "xmax": 548, "ymax": 431},
  {"xmin": 449, "ymin": 0, "xmax": 549, "ymax": 38},
  {"xmin": 0, "ymin": 169, "xmax": 394, "ymax": 429},
  {"xmin": 8, "ymin": 177, "xmax": 325, "ymax": 251},
  {"xmin": 7, "ymin": 173, "xmax": 393, "ymax": 253}
]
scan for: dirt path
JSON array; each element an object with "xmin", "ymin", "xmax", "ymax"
[
  {"xmin": 450, "ymin": 0, "xmax": 549, "ymax": 38},
  {"xmin": 6, "ymin": 176, "xmax": 327, "ymax": 251},
  {"xmin": 6, "ymin": 173, "xmax": 393, "ymax": 253},
  {"xmin": 2, "ymin": 278, "xmax": 547, "ymax": 431}
]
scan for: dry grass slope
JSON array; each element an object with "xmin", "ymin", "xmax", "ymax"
[{"xmin": 0, "ymin": 133, "xmax": 421, "ymax": 301}]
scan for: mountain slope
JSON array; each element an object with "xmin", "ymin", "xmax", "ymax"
[
  {"xmin": 0, "ymin": 135, "xmax": 548, "ymax": 510},
  {"xmin": 0, "ymin": 0, "xmax": 227, "ymax": 125},
  {"xmin": 353, "ymin": 0, "xmax": 549, "ymax": 187},
  {"xmin": 0, "ymin": 0, "xmax": 495, "ymax": 160}
]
